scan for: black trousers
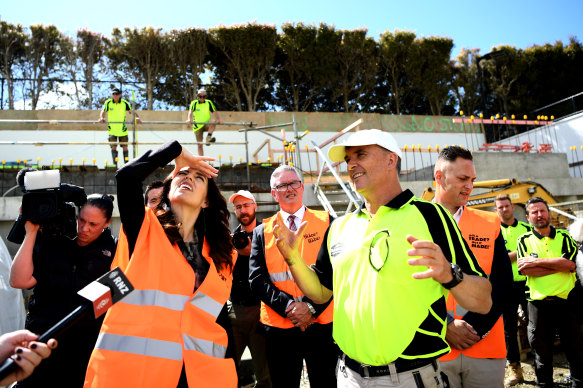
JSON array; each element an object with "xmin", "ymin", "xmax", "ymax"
[
  {"xmin": 263, "ymin": 322, "xmax": 338, "ymax": 388},
  {"xmin": 528, "ymin": 298, "xmax": 583, "ymax": 387},
  {"xmin": 503, "ymin": 280, "xmax": 528, "ymax": 363}
]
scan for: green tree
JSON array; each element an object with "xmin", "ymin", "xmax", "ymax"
[
  {"xmin": 76, "ymin": 29, "xmax": 107, "ymax": 108},
  {"xmin": 59, "ymin": 36, "xmax": 84, "ymax": 108},
  {"xmin": 378, "ymin": 30, "xmax": 416, "ymax": 114},
  {"xmin": 482, "ymin": 46, "xmax": 525, "ymax": 117},
  {"xmin": 408, "ymin": 37, "xmax": 455, "ymax": 115},
  {"xmin": 0, "ymin": 21, "xmax": 27, "ymax": 109},
  {"xmin": 24, "ymin": 24, "xmax": 66, "ymax": 110},
  {"xmin": 275, "ymin": 23, "xmax": 320, "ymax": 112},
  {"xmin": 157, "ymin": 28, "xmax": 209, "ymax": 108},
  {"xmin": 209, "ymin": 23, "xmax": 277, "ymax": 112},
  {"xmin": 108, "ymin": 27, "xmax": 167, "ymax": 110},
  {"xmin": 330, "ymin": 28, "xmax": 378, "ymax": 112},
  {"xmin": 452, "ymin": 48, "xmax": 482, "ymax": 116}
]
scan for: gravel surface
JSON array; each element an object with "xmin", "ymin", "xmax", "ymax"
[{"xmin": 505, "ymin": 350, "xmax": 573, "ymax": 387}]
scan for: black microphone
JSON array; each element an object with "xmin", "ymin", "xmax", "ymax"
[{"xmin": 0, "ymin": 267, "xmax": 134, "ymax": 380}]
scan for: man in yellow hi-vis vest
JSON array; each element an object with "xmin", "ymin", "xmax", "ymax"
[
  {"xmin": 270, "ymin": 130, "xmax": 492, "ymax": 388},
  {"xmin": 517, "ymin": 197, "xmax": 582, "ymax": 388},
  {"xmin": 99, "ymin": 88, "xmax": 141, "ymax": 166},
  {"xmin": 186, "ymin": 88, "xmax": 222, "ymax": 156},
  {"xmin": 495, "ymin": 193, "xmax": 532, "ymax": 385}
]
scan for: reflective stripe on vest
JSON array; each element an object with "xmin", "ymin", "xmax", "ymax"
[
  {"xmin": 190, "ymin": 291, "xmax": 224, "ymax": 318},
  {"xmin": 122, "ymin": 289, "xmax": 190, "ymax": 311},
  {"xmin": 441, "ymin": 207, "xmax": 506, "ymax": 361},
  {"xmin": 183, "ymin": 333, "xmax": 227, "ymax": 358},
  {"xmin": 269, "ymin": 270, "xmax": 294, "ymax": 283},
  {"xmin": 260, "ymin": 208, "xmax": 333, "ymax": 328},
  {"xmin": 96, "ymin": 332, "xmax": 182, "ymax": 361}
]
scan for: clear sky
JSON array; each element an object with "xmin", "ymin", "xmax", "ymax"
[{"xmin": 2, "ymin": 0, "xmax": 582, "ymax": 58}]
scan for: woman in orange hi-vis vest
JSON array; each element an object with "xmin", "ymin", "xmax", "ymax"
[{"xmin": 84, "ymin": 140, "xmax": 238, "ymax": 388}]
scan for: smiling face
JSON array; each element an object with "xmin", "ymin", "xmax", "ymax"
[
  {"xmin": 169, "ymin": 167, "xmax": 209, "ymax": 209},
  {"xmin": 435, "ymin": 157, "xmax": 476, "ymax": 211},
  {"xmin": 345, "ymin": 145, "xmax": 396, "ymax": 195},
  {"xmin": 77, "ymin": 205, "xmax": 111, "ymax": 247},
  {"xmin": 271, "ymin": 170, "xmax": 304, "ymax": 213}
]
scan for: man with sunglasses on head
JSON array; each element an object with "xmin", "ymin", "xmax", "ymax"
[
  {"xmin": 228, "ymin": 190, "xmax": 271, "ymax": 388},
  {"xmin": 186, "ymin": 88, "xmax": 222, "ymax": 156},
  {"xmin": 271, "ymin": 130, "xmax": 491, "ymax": 388},
  {"xmin": 99, "ymin": 88, "xmax": 141, "ymax": 166},
  {"xmin": 249, "ymin": 166, "xmax": 338, "ymax": 388},
  {"xmin": 433, "ymin": 146, "xmax": 513, "ymax": 388}
]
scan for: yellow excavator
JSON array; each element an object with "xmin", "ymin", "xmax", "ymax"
[{"xmin": 420, "ymin": 178, "xmax": 576, "ymax": 228}]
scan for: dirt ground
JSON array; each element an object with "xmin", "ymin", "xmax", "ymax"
[{"xmin": 505, "ymin": 349, "xmax": 573, "ymax": 387}]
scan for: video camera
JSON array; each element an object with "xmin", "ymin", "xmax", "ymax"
[{"xmin": 7, "ymin": 169, "xmax": 87, "ymax": 244}]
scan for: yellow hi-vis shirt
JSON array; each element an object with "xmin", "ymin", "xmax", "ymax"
[
  {"xmin": 501, "ymin": 219, "xmax": 532, "ymax": 282},
  {"xmin": 517, "ymin": 226, "xmax": 577, "ymax": 300},
  {"xmin": 320, "ymin": 190, "xmax": 486, "ymax": 365},
  {"xmin": 102, "ymin": 98, "xmax": 131, "ymax": 136}
]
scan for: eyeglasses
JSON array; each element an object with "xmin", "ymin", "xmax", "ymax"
[
  {"xmin": 273, "ymin": 180, "xmax": 302, "ymax": 192},
  {"xmin": 234, "ymin": 202, "xmax": 255, "ymax": 211},
  {"xmin": 112, "ymin": 92, "xmax": 121, "ymax": 96},
  {"xmin": 198, "ymin": 95, "xmax": 206, "ymax": 98},
  {"xmin": 369, "ymin": 229, "xmax": 390, "ymax": 272}
]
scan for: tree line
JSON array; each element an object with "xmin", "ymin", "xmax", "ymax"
[{"xmin": 1, "ymin": 21, "xmax": 582, "ymax": 120}]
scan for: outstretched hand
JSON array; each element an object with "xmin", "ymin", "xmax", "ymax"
[
  {"xmin": 406, "ymin": 235, "xmax": 454, "ymax": 284},
  {"xmin": 172, "ymin": 145, "xmax": 218, "ymax": 179},
  {"xmin": 272, "ymin": 212, "xmax": 308, "ymax": 266}
]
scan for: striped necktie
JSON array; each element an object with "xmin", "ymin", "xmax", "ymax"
[{"xmin": 288, "ymin": 215, "xmax": 297, "ymax": 232}]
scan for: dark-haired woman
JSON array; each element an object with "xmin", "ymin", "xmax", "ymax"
[
  {"xmin": 10, "ymin": 194, "xmax": 116, "ymax": 388},
  {"xmin": 84, "ymin": 141, "xmax": 237, "ymax": 388}
]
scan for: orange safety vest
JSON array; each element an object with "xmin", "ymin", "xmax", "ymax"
[
  {"xmin": 440, "ymin": 207, "xmax": 506, "ymax": 361},
  {"xmin": 84, "ymin": 209, "xmax": 237, "ymax": 388},
  {"xmin": 259, "ymin": 208, "xmax": 334, "ymax": 328}
]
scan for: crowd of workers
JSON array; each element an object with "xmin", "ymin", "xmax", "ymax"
[{"xmin": 1, "ymin": 126, "xmax": 582, "ymax": 388}]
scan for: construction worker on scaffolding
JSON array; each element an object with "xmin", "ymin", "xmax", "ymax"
[
  {"xmin": 99, "ymin": 88, "xmax": 141, "ymax": 166},
  {"xmin": 186, "ymin": 88, "xmax": 222, "ymax": 156}
]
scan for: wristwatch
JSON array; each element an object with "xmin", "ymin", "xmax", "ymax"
[
  {"xmin": 441, "ymin": 263, "xmax": 464, "ymax": 289},
  {"xmin": 305, "ymin": 302, "xmax": 316, "ymax": 315}
]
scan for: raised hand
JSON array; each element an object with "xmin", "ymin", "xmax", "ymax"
[
  {"xmin": 172, "ymin": 145, "xmax": 218, "ymax": 179},
  {"xmin": 272, "ymin": 212, "xmax": 308, "ymax": 266}
]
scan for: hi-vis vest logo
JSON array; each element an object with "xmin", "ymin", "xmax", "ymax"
[
  {"xmin": 468, "ymin": 234, "xmax": 491, "ymax": 249},
  {"xmin": 330, "ymin": 243, "xmax": 344, "ymax": 257},
  {"xmin": 304, "ymin": 231, "xmax": 321, "ymax": 244}
]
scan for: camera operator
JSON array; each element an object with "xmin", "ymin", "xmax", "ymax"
[
  {"xmin": 228, "ymin": 190, "xmax": 271, "ymax": 388},
  {"xmin": 9, "ymin": 194, "xmax": 116, "ymax": 388}
]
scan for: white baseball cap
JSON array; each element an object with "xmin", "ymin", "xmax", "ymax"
[
  {"xmin": 197, "ymin": 88, "xmax": 207, "ymax": 96},
  {"xmin": 229, "ymin": 190, "xmax": 256, "ymax": 203},
  {"xmin": 327, "ymin": 129, "xmax": 402, "ymax": 162}
]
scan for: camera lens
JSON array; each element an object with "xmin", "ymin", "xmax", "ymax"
[{"xmin": 232, "ymin": 231, "xmax": 249, "ymax": 250}]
